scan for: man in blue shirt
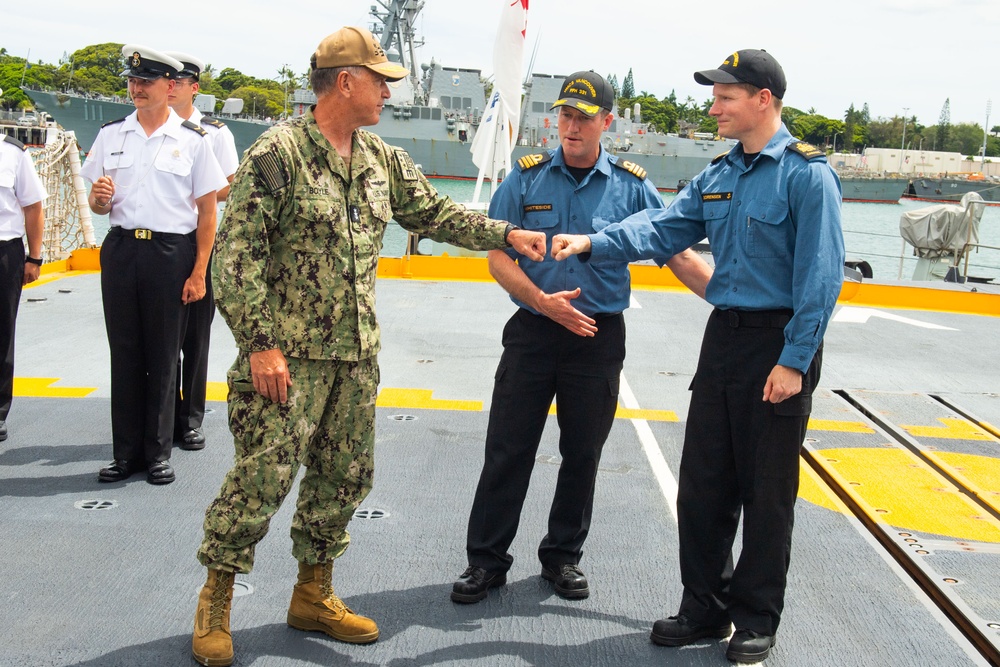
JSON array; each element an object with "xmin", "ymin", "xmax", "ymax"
[
  {"xmin": 451, "ymin": 71, "xmax": 712, "ymax": 604},
  {"xmin": 553, "ymin": 51, "xmax": 844, "ymax": 663}
]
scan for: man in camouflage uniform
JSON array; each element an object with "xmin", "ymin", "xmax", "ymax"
[{"xmin": 190, "ymin": 26, "xmax": 546, "ymax": 667}]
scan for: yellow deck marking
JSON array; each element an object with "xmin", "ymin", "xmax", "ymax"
[
  {"xmin": 377, "ymin": 388, "xmax": 482, "ymax": 412},
  {"xmin": 902, "ymin": 417, "xmax": 996, "ymax": 441},
  {"xmin": 807, "ymin": 418, "xmax": 874, "ymax": 433},
  {"xmin": 544, "ymin": 402, "xmax": 678, "ymax": 421},
  {"xmin": 13, "ymin": 377, "xmax": 96, "ymax": 398},
  {"xmin": 206, "ymin": 382, "xmax": 229, "ymax": 402},
  {"xmin": 799, "ymin": 447, "xmax": 1000, "ymax": 543}
]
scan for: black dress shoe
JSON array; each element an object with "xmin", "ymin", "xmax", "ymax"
[
  {"xmin": 98, "ymin": 460, "xmax": 134, "ymax": 483},
  {"xmin": 650, "ymin": 614, "xmax": 732, "ymax": 646},
  {"xmin": 541, "ymin": 563, "xmax": 589, "ymax": 599},
  {"xmin": 726, "ymin": 629, "xmax": 775, "ymax": 663},
  {"xmin": 146, "ymin": 461, "xmax": 175, "ymax": 485},
  {"xmin": 180, "ymin": 428, "xmax": 206, "ymax": 451},
  {"xmin": 451, "ymin": 565, "xmax": 507, "ymax": 603},
  {"xmin": 0, "ymin": 419, "xmax": 7, "ymax": 442}
]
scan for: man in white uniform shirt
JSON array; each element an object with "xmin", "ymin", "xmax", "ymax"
[
  {"xmin": 0, "ymin": 112, "xmax": 47, "ymax": 443},
  {"xmin": 166, "ymin": 51, "xmax": 240, "ymax": 451},
  {"xmin": 81, "ymin": 45, "xmax": 227, "ymax": 485}
]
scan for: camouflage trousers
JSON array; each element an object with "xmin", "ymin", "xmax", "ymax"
[{"xmin": 197, "ymin": 353, "xmax": 379, "ymax": 573}]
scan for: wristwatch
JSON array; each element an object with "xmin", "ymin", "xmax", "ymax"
[
  {"xmin": 25, "ymin": 256, "xmax": 43, "ymax": 266},
  {"xmin": 503, "ymin": 223, "xmax": 518, "ymax": 247}
]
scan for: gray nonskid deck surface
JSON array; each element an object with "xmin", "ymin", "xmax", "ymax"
[{"xmin": 0, "ymin": 273, "xmax": 993, "ymax": 665}]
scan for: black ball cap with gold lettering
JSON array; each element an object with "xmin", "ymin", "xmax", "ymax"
[
  {"xmin": 550, "ymin": 71, "xmax": 614, "ymax": 117},
  {"xmin": 694, "ymin": 49, "xmax": 786, "ymax": 100},
  {"xmin": 120, "ymin": 44, "xmax": 183, "ymax": 80}
]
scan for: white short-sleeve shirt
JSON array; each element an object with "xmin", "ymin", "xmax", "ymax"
[
  {"xmin": 189, "ymin": 107, "xmax": 239, "ymax": 178},
  {"xmin": 81, "ymin": 109, "xmax": 228, "ymax": 233},
  {"xmin": 0, "ymin": 138, "xmax": 48, "ymax": 241}
]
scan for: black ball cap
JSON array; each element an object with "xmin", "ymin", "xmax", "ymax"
[
  {"xmin": 550, "ymin": 71, "xmax": 615, "ymax": 117},
  {"xmin": 694, "ymin": 49, "xmax": 786, "ymax": 100}
]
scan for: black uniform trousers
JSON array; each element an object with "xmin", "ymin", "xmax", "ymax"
[
  {"xmin": 466, "ymin": 308, "xmax": 625, "ymax": 573},
  {"xmin": 100, "ymin": 227, "xmax": 194, "ymax": 466},
  {"xmin": 0, "ymin": 238, "xmax": 25, "ymax": 422},
  {"xmin": 677, "ymin": 308, "xmax": 821, "ymax": 637},
  {"xmin": 175, "ymin": 249, "xmax": 213, "ymax": 434}
]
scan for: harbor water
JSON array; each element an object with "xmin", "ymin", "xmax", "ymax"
[{"xmin": 86, "ymin": 178, "xmax": 1000, "ymax": 284}]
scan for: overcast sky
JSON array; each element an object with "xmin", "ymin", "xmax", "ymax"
[{"xmin": 5, "ymin": 0, "xmax": 997, "ymax": 127}]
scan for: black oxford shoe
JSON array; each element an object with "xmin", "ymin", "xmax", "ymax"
[
  {"xmin": 180, "ymin": 428, "xmax": 206, "ymax": 451},
  {"xmin": 726, "ymin": 629, "xmax": 776, "ymax": 663},
  {"xmin": 98, "ymin": 460, "xmax": 134, "ymax": 483},
  {"xmin": 541, "ymin": 563, "xmax": 589, "ymax": 600},
  {"xmin": 451, "ymin": 566, "xmax": 507, "ymax": 603},
  {"xmin": 651, "ymin": 614, "xmax": 732, "ymax": 646},
  {"xmin": 146, "ymin": 461, "xmax": 175, "ymax": 485}
]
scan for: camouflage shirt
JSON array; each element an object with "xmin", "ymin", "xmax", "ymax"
[{"xmin": 214, "ymin": 107, "xmax": 509, "ymax": 361}]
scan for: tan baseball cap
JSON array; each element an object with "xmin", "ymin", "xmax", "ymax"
[{"xmin": 311, "ymin": 26, "xmax": 409, "ymax": 82}]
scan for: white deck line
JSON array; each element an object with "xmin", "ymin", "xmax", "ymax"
[{"xmin": 618, "ymin": 372, "xmax": 678, "ymax": 522}]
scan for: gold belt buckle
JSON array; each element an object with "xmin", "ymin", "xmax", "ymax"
[{"xmin": 134, "ymin": 229, "xmax": 152, "ymax": 240}]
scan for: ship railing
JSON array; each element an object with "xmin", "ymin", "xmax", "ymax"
[{"xmin": 29, "ymin": 130, "xmax": 98, "ymax": 261}]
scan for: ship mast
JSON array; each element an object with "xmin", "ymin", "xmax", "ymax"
[{"xmin": 369, "ymin": 0, "xmax": 425, "ymax": 103}]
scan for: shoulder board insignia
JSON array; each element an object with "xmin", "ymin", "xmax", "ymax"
[
  {"xmin": 516, "ymin": 151, "xmax": 553, "ymax": 171},
  {"xmin": 2, "ymin": 135, "xmax": 26, "ymax": 151},
  {"xmin": 786, "ymin": 141, "xmax": 826, "ymax": 161},
  {"xmin": 710, "ymin": 150, "xmax": 731, "ymax": 165},
  {"xmin": 394, "ymin": 148, "xmax": 420, "ymax": 182},
  {"xmin": 101, "ymin": 116, "xmax": 128, "ymax": 128},
  {"xmin": 182, "ymin": 119, "xmax": 208, "ymax": 136},
  {"xmin": 251, "ymin": 151, "xmax": 288, "ymax": 194},
  {"xmin": 200, "ymin": 116, "xmax": 225, "ymax": 129},
  {"xmin": 614, "ymin": 158, "xmax": 646, "ymax": 180}
]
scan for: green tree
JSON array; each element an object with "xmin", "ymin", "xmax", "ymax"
[
  {"xmin": 621, "ymin": 68, "xmax": 634, "ymax": 98},
  {"xmin": 229, "ymin": 85, "xmax": 285, "ymax": 119},
  {"xmin": 935, "ymin": 99, "xmax": 951, "ymax": 152}
]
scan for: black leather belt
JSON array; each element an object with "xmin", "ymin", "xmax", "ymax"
[
  {"xmin": 108, "ymin": 227, "xmax": 190, "ymax": 240},
  {"xmin": 716, "ymin": 308, "xmax": 792, "ymax": 329},
  {"xmin": 0, "ymin": 237, "xmax": 22, "ymax": 246}
]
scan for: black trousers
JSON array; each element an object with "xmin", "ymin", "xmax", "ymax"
[
  {"xmin": 100, "ymin": 228, "xmax": 193, "ymax": 465},
  {"xmin": 0, "ymin": 238, "xmax": 25, "ymax": 421},
  {"xmin": 465, "ymin": 308, "xmax": 625, "ymax": 573},
  {"xmin": 677, "ymin": 308, "xmax": 821, "ymax": 636},
  {"xmin": 175, "ymin": 250, "xmax": 213, "ymax": 433}
]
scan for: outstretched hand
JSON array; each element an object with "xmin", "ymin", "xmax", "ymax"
[
  {"xmin": 508, "ymin": 229, "xmax": 547, "ymax": 261},
  {"xmin": 537, "ymin": 287, "xmax": 597, "ymax": 337},
  {"xmin": 551, "ymin": 234, "xmax": 592, "ymax": 261}
]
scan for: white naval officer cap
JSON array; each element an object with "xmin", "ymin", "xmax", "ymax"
[
  {"xmin": 164, "ymin": 51, "xmax": 205, "ymax": 80},
  {"xmin": 120, "ymin": 44, "xmax": 183, "ymax": 80}
]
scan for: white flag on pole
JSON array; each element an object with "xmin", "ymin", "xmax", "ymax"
[{"xmin": 470, "ymin": 0, "xmax": 528, "ymax": 185}]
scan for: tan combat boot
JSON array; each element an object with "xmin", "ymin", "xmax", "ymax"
[
  {"xmin": 286, "ymin": 561, "xmax": 379, "ymax": 643},
  {"xmin": 192, "ymin": 568, "xmax": 235, "ymax": 666}
]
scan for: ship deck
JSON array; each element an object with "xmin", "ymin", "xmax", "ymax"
[{"xmin": 3, "ymin": 265, "xmax": 1000, "ymax": 667}]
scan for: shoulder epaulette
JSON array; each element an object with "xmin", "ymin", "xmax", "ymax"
[
  {"xmin": 2, "ymin": 135, "xmax": 26, "ymax": 151},
  {"xmin": 394, "ymin": 147, "xmax": 420, "ymax": 182},
  {"xmin": 182, "ymin": 119, "xmax": 208, "ymax": 137},
  {"xmin": 516, "ymin": 151, "xmax": 553, "ymax": 171},
  {"xmin": 251, "ymin": 150, "xmax": 288, "ymax": 194},
  {"xmin": 786, "ymin": 140, "xmax": 826, "ymax": 161},
  {"xmin": 710, "ymin": 149, "xmax": 732, "ymax": 165},
  {"xmin": 101, "ymin": 116, "xmax": 128, "ymax": 128},
  {"xmin": 612, "ymin": 157, "xmax": 646, "ymax": 180},
  {"xmin": 200, "ymin": 116, "xmax": 225, "ymax": 129}
]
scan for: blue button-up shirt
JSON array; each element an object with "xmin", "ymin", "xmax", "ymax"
[
  {"xmin": 492, "ymin": 146, "xmax": 664, "ymax": 316},
  {"xmin": 588, "ymin": 125, "xmax": 845, "ymax": 373}
]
